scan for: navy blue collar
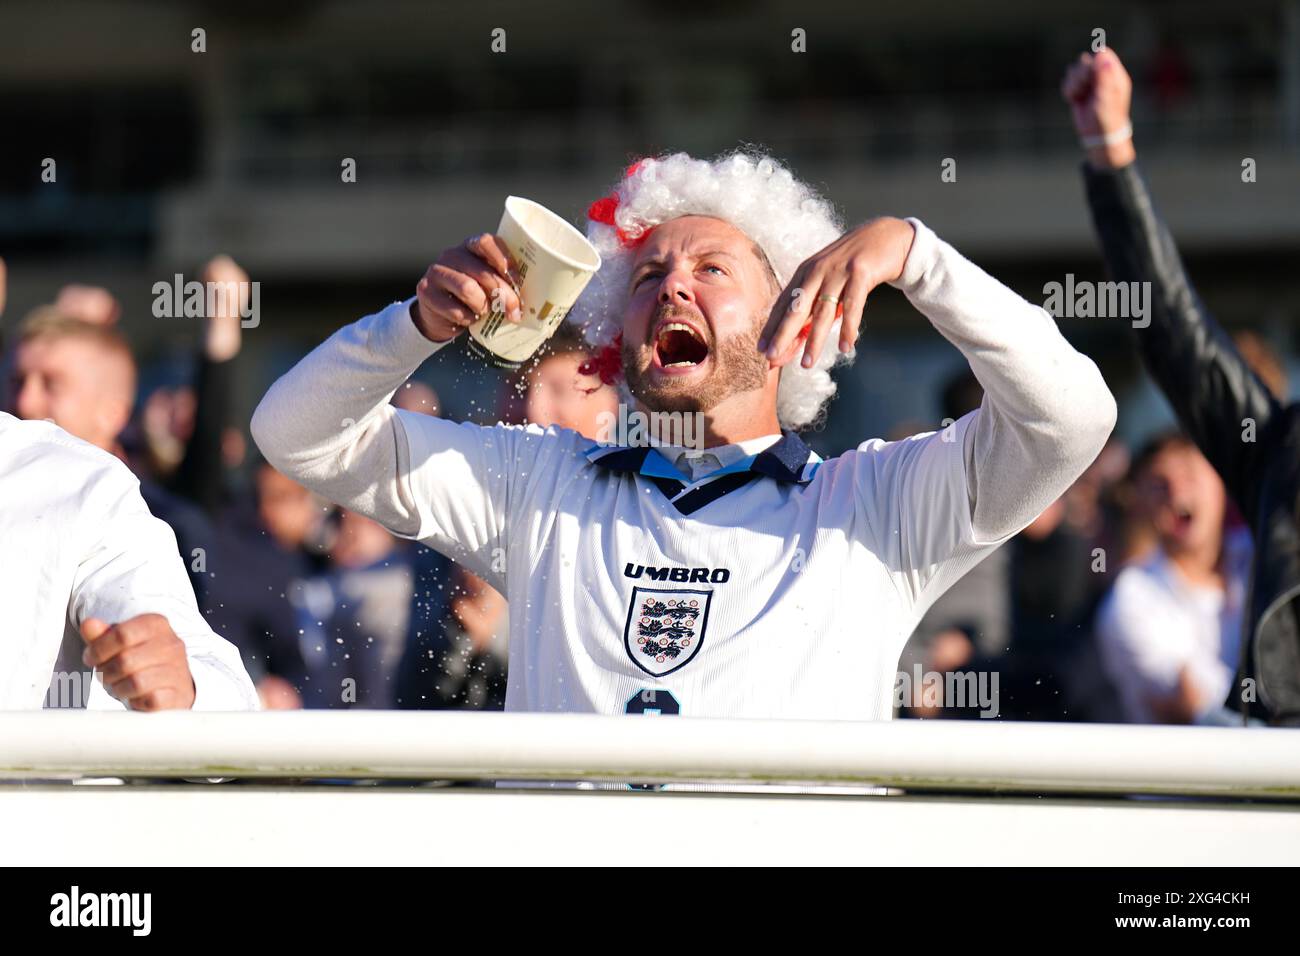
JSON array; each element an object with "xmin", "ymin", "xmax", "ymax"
[
  {"xmin": 582, "ymin": 430, "xmax": 821, "ymax": 515},
  {"xmin": 751, "ymin": 430, "xmax": 821, "ymax": 484},
  {"xmin": 583, "ymin": 429, "xmax": 819, "ymax": 484}
]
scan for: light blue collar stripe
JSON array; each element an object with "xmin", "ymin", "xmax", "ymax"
[
  {"xmin": 638, "ymin": 449, "xmax": 689, "ymax": 481},
  {"xmin": 585, "ymin": 442, "xmax": 815, "ymax": 484},
  {"xmin": 702, "ymin": 453, "xmax": 760, "ymax": 480}
]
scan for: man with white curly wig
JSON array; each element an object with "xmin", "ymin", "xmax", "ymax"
[{"xmin": 253, "ymin": 148, "xmax": 1116, "ymax": 722}]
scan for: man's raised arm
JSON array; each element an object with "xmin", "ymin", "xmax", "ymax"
[
  {"xmin": 891, "ymin": 218, "xmax": 1117, "ymax": 544},
  {"xmin": 760, "ymin": 215, "xmax": 1115, "ymax": 612},
  {"xmin": 250, "ymin": 234, "xmax": 530, "ymax": 583},
  {"xmin": 1065, "ymin": 48, "xmax": 1279, "ymax": 519},
  {"xmin": 250, "ymin": 297, "xmax": 445, "ymax": 539}
]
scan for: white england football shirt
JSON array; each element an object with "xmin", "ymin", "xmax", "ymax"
[{"xmin": 375, "ymin": 395, "xmax": 1007, "ymax": 721}]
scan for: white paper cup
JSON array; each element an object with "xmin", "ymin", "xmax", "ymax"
[{"xmin": 467, "ymin": 196, "xmax": 602, "ymax": 368}]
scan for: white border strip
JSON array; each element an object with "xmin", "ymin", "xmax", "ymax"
[{"xmin": 8, "ymin": 786, "xmax": 1299, "ymax": 865}]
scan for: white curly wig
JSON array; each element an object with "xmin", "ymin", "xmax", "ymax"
[{"xmin": 567, "ymin": 147, "xmax": 851, "ymax": 431}]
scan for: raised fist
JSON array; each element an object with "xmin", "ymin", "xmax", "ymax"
[{"xmin": 1061, "ymin": 47, "xmax": 1136, "ymax": 169}]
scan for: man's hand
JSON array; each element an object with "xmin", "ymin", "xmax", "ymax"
[
  {"xmin": 201, "ymin": 254, "xmax": 249, "ymax": 362},
  {"xmin": 759, "ymin": 216, "xmax": 915, "ymax": 370},
  {"xmin": 81, "ymin": 613, "xmax": 197, "ymax": 710},
  {"xmin": 411, "ymin": 234, "xmax": 524, "ymax": 344},
  {"xmin": 1062, "ymin": 47, "xmax": 1136, "ymax": 170},
  {"xmin": 53, "ymin": 284, "xmax": 121, "ymax": 325},
  {"xmin": 257, "ymin": 674, "xmax": 303, "ymax": 710}
]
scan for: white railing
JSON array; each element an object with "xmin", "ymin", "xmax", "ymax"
[
  {"xmin": 5, "ymin": 713, "xmax": 1299, "ymax": 863},
  {"xmin": 3, "ymin": 711, "xmax": 1299, "ymax": 797}
]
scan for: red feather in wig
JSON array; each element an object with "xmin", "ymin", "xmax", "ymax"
[
  {"xmin": 586, "ymin": 158, "xmax": 654, "ymax": 249},
  {"xmin": 578, "ymin": 158, "xmax": 658, "ymax": 388},
  {"xmin": 578, "ymin": 332, "xmax": 624, "ymax": 386}
]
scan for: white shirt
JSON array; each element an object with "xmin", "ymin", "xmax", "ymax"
[
  {"xmin": 0, "ymin": 412, "xmax": 259, "ymax": 710},
  {"xmin": 251, "ymin": 218, "xmax": 1116, "ymax": 721},
  {"xmin": 1096, "ymin": 529, "xmax": 1250, "ymax": 723}
]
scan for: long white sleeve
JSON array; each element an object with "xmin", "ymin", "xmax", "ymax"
[
  {"xmin": 250, "ymin": 298, "xmax": 444, "ymax": 539},
  {"xmin": 70, "ymin": 458, "xmax": 259, "ymax": 711},
  {"xmin": 890, "ymin": 218, "xmax": 1117, "ymax": 542},
  {"xmin": 250, "ymin": 298, "xmax": 535, "ymax": 589},
  {"xmin": 841, "ymin": 219, "xmax": 1117, "ymax": 616}
]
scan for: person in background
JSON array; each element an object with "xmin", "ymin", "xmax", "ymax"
[
  {"xmin": 1000, "ymin": 490, "xmax": 1110, "ymax": 720},
  {"xmin": 1095, "ymin": 433, "xmax": 1251, "ymax": 725},
  {"xmin": 39, "ymin": 256, "xmax": 248, "ymax": 517},
  {"xmin": 204, "ymin": 458, "xmax": 333, "ymax": 709},
  {"xmin": 515, "ymin": 323, "xmax": 621, "ymax": 440},
  {"xmin": 0, "ymin": 256, "xmax": 256, "ymax": 712},
  {"xmin": 143, "ymin": 254, "xmax": 250, "ymax": 517},
  {"xmin": 292, "ymin": 508, "xmax": 415, "ymax": 709},
  {"xmin": 905, "ymin": 371, "xmax": 1120, "ymax": 722},
  {"xmin": 392, "ymin": 379, "xmax": 441, "ymax": 417},
  {"xmin": 1065, "ymin": 46, "xmax": 1300, "ymax": 725},
  {"xmin": 5, "ymin": 256, "xmax": 251, "ymax": 608},
  {"xmin": 7, "ymin": 306, "xmax": 220, "ymax": 609}
]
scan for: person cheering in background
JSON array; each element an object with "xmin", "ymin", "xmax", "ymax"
[
  {"xmin": 8, "ymin": 255, "xmax": 253, "ymax": 607},
  {"xmin": 1096, "ymin": 434, "xmax": 1252, "ymax": 725},
  {"xmin": 1064, "ymin": 47, "xmax": 1300, "ymax": 726}
]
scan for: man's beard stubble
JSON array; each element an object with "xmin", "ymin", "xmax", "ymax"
[{"xmin": 621, "ymin": 304, "xmax": 770, "ymax": 415}]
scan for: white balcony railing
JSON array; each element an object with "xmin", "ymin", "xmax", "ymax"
[
  {"xmin": 3, "ymin": 711, "xmax": 1299, "ymax": 796},
  {"xmin": 4, "ymin": 713, "xmax": 1298, "ymax": 864}
]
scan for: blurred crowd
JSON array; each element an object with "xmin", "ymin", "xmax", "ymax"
[
  {"xmin": 0, "ymin": 245, "xmax": 1279, "ymax": 726},
  {"xmin": 898, "ymin": 334, "xmax": 1284, "ymax": 725}
]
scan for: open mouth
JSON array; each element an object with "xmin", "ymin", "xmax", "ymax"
[
  {"xmin": 653, "ymin": 322, "xmax": 710, "ymax": 370},
  {"xmin": 1172, "ymin": 505, "xmax": 1195, "ymax": 533}
]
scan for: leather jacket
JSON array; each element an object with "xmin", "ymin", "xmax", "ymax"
[{"xmin": 1082, "ymin": 161, "xmax": 1300, "ymax": 727}]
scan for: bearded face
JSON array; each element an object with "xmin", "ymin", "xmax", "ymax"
[
  {"xmin": 619, "ymin": 215, "xmax": 778, "ymax": 416},
  {"xmin": 621, "ymin": 299, "xmax": 768, "ymax": 414}
]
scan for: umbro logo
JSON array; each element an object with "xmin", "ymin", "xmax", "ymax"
[{"xmin": 624, "ymin": 563, "xmax": 731, "ymax": 584}]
